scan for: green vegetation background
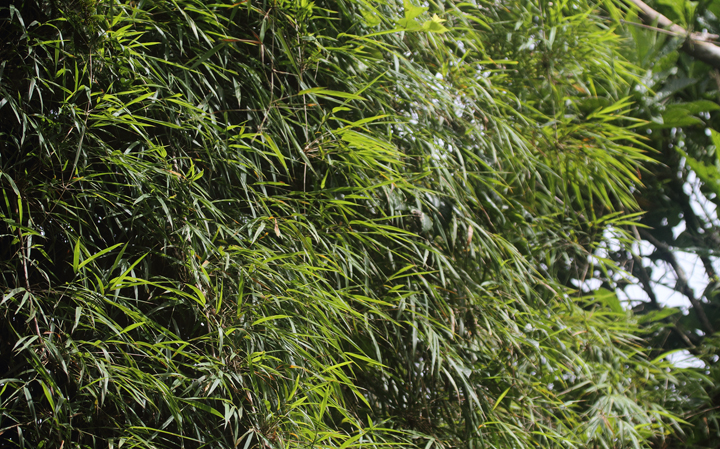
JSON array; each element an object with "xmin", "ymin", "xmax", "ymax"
[{"xmin": 0, "ymin": 0, "xmax": 715, "ymax": 448}]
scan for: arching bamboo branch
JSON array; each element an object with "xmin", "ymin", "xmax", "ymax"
[{"xmin": 625, "ymin": 0, "xmax": 720, "ymax": 69}]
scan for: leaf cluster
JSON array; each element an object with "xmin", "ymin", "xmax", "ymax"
[{"xmin": 0, "ymin": 0, "xmax": 685, "ymax": 448}]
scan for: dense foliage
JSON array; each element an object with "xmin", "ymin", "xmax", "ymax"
[{"xmin": 0, "ymin": 0, "xmax": 689, "ymax": 448}]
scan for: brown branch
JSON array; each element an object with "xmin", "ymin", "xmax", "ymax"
[
  {"xmin": 625, "ymin": 0, "xmax": 720, "ymax": 69},
  {"xmin": 673, "ymin": 325, "xmax": 698, "ymax": 348},
  {"xmin": 668, "ymin": 177, "xmax": 720, "ymax": 283},
  {"xmin": 632, "ymin": 253, "xmax": 659, "ymax": 305},
  {"xmin": 631, "ymin": 226, "xmax": 659, "ymax": 306},
  {"xmin": 640, "ymin": 229, "xmax": 715, "ymax": 336}
]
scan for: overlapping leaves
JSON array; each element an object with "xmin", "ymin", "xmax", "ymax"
[{"xmin": 0, "ymin": 0, "xmax": 684, "ymax": 448}]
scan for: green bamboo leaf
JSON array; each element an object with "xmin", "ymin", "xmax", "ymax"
[
  {"xmin": 492, "ymin": 387, "xmax": 512, "ymax": 411},
  {"xmin": 252, "ymin": 315, "xmax": 291, "ymax": 326},
  {"xmin": 186, "ymin": 284, "xmax": 207, "ymax": 307},
  {"xmin": 298, "ymin": 87, "xmax": 366, "ymax": 101},
  {"xmin": 72, "ymin": 238, "xmax": 82, "ymax": 273},
  {"xmin": 107, "ymin": 253, "xmax": 149, "ymax": 291},
  {"xmin": 77, "ymin": 242, "xmax": 124, "ymax": 271}
]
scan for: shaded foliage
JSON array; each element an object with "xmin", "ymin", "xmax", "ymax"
[{"xmin": 570, "ymin": 0, "xmax": 720, "ymax": 447}]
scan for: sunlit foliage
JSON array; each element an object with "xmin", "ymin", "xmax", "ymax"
[{"xmin": 0, "ymin": 0, "xmax": 682, "ymax": 447}]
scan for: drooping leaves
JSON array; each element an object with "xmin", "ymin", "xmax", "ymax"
[{"xmin": 0, "ymin": 0, "xmax": 682, "ymax": 448}]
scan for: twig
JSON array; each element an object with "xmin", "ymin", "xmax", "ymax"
[
  {"xmin": 640, "ymin": 229, "xmax": 715, "ymax": 335},
  {"xmin": 619, "ymin": 19, "xmax": 686, "ymax": 38}
]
